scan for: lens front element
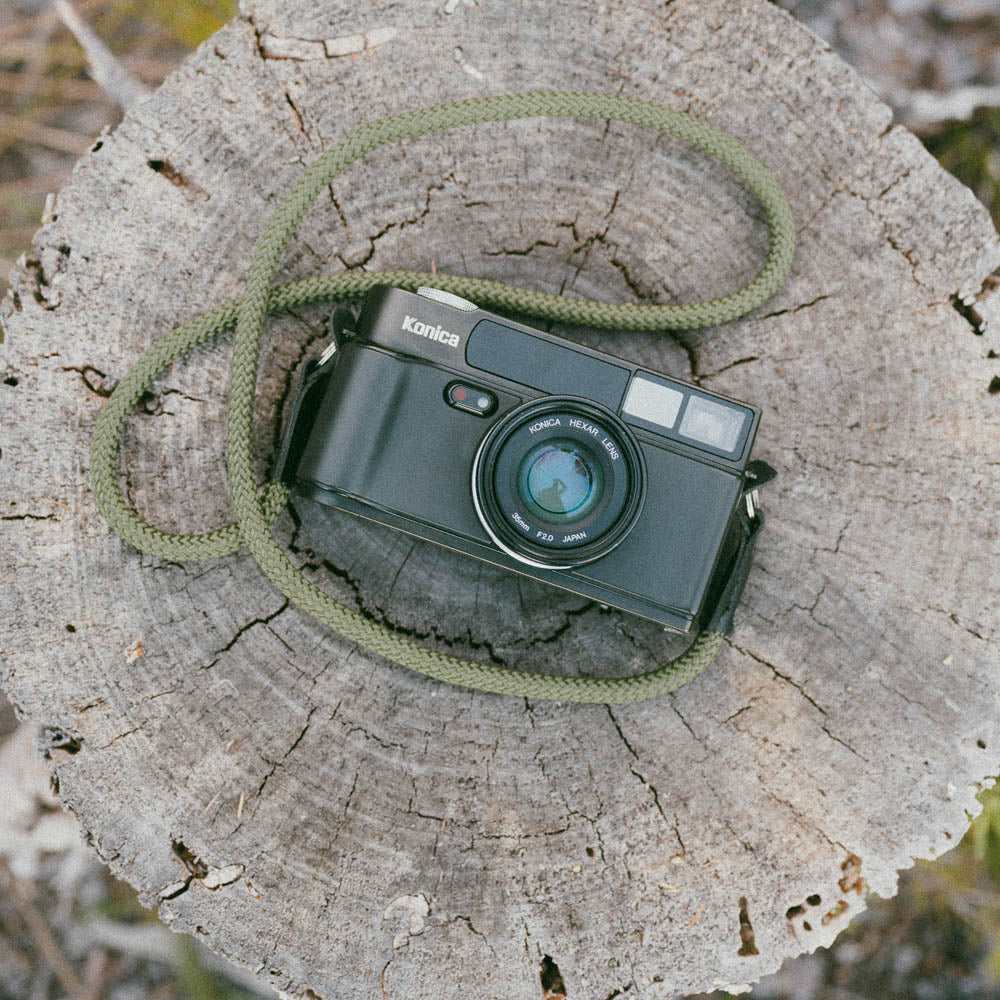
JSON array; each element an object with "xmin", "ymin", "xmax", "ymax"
[
  {"xmin": 518, "ymin": 437, "xmax": 604, "ymax": 524},
  {"xmin": 473, "ymin": 397, "xmax": 646, "ymax": 569}
]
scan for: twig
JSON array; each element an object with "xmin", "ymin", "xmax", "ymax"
[
  {"xmin": 0, "ymin": 856, "xmax": 90, "ymax": 1000},
  {"xmin": 1, "ymin": 225, "xmax": 49, "ymax": 246},
  {"xmin": 9, "ymin": 1, "xmax": 59, "ymax": 111},
  {"xmin": 0, "ymin": 110, "xmax": 92, "ymax": 156},
  {"xmin": 0, "ymin": 38, "xmax": 180, "ymax": 81},
  {"xmin": 71, "ymin": 917, "xmax": 269, "ymax": 993},
  {"xmin": 0, "ymin": 0, "xmax": 105, "ymax": 45},
  {"xmin": 53, "ymin": 0, "xmax": 150, "ymax": 112},
  {"xmin": 0, "ymin": 172, "xmax": 73, "ymax": 198},
  {"xmin": 0, "ymin": 8, "xmax": 58, "ymax": 45},
  {"xmin": 0, "ymin": 69, "xmax": 104, "ymax": 102},
  {"xmin": 81, "ymin": 947, "xmax": 110, "ymax": 1000}
]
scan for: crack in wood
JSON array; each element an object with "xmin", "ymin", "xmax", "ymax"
[
  {"xmin": 757, "ymin": 293, "xmax": 832, "ymax": 321},
  {"xmin": 725, "ymin": 638, "xmax": 829, "ymax": 717},
  {"xmin": 60, "ymin": 363, "xmax": 112, "ymax": 397},
  {"xmin": 254, "ymin": 704, "xmax": 318, "ymax": 802},
  {"xmin": 737, "ymin": 896, "xmax": 759, "ymax": 956},
  {"xmin": 146, "ymin": 159, "xmax": 210, "ymax": 202},
  {"xmin": 201, "ymin": 599, "xmax": 290, "ymax": 670}
]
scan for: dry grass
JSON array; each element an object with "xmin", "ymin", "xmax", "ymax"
[{"xmin": 0, "ymin": 0, "xmax": 234, "ymax": 296}]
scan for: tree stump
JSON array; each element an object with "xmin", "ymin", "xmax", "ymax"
[{"xmin": 2, "ymin": 0, "xmax": 999, "ymax": 996}]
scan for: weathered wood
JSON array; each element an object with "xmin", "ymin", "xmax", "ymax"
[{"xmin": 2, "ymin": 0, "xmax": 999, "ymax": 996}]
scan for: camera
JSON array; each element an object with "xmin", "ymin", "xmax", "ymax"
[{"xmin": 276, "ymin": 285, "xmax": 772, "ymax": 634}]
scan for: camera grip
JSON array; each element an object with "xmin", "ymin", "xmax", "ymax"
[
  {"xmin": 706, "ymin": 509, "xmax": 763, "ymax": 635},
  {"xmin": 274, "ymin": 359, "xmax": 333, "ymax": 486},
  {"xmin": 705, "ymin": 461, "xmax": 776, "ymax": 634}
]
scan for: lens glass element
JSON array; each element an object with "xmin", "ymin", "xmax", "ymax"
[{"xmin": 517, "ymin": 438, "xmax": 604, "ymax": 524}]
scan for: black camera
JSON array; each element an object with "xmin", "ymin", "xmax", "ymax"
[{"xmin": 276, "ymin": 285, "xmax": 772, "ymax": 634}]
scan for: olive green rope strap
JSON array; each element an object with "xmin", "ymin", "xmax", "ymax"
[{"xmin": 89, "ymin": 92, "xmax": 794, "ymax": 704}]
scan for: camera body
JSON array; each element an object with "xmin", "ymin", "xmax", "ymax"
[{"xmin": 277, "ymin": 285, "xmax": 764, "ymax": 633}]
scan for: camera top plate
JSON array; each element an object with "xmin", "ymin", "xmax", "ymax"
[{"xmin": 354, "ymin": 285, "xmax": 760, "ymax": 470}]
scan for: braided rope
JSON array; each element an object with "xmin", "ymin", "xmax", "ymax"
[{"xmin": 89, "ymin": 92, "xmax": 794, "ymax": 704}]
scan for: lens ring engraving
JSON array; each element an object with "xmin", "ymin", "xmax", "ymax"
[{"xmin": 472, "ymin": 396, "xmax": 646, "ymax": 568}]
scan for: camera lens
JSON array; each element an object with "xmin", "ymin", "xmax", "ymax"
[{"xmin": 472, "ymin": 396, "xmax": 646, "ymax": 569}]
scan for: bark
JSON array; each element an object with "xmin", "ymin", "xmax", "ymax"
[{"xmin": 2, "ymin": 0, "xmax": 999, "ymax": 997}]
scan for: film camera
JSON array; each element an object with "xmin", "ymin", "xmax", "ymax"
[{"xmin": 276, "ymin": 285, "xmax": 772, "ymax": 633}]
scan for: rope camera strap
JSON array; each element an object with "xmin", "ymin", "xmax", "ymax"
[{"xmin": 89, "ymin": 92, "xmax": 795, "ymax": 704}]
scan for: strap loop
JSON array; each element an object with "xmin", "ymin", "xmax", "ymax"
[{"xmin": 89, "ymin": 92, "xmax": 794, "ymax": 703}]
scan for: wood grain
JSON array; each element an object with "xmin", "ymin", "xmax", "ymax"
[{"xmin": 2, "ymin": 0, "xmax": 999, "ymax": 996}]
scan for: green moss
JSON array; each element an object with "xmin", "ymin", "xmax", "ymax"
[
  {"xmin": 174, "ymin": 934, "xmax": 263, "ymax": 1000},
  {"xmin": 971, "ymin": 782, "xmax": 1000, "ymax": 882},
  {"xmin": 920, "ymin": 108, "xmax": 1000, "ymax": 228},
  {"xmin": 96, "ymin": 1, "xmax": 237, "ymax": 51}
]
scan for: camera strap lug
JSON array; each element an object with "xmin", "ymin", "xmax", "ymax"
[
  {"xmin": 276, "ymin": 303, "xmax": 360, "ymax": 480},
  {"xmin": 742, "ymin": 458, "xmax": 777, "ymax": 525},
  {"xmin": 744, "ymin": 458, "xmax": 777, "ymax": 489},
  {"xmin": 319, "ymin": 304, "xmax": 357, "ymax": 366}
]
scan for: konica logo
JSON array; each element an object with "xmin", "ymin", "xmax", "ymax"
[{"xmin": 401, "ymin": 315, "xmax": 460, "ymax": 348}]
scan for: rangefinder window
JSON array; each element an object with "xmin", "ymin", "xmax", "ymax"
[
  {"xmin": 678, "ymin": 395, "xmax": 748, "ymax": 454},
  {"xmin": 622, "ymin": 375, "xmax": 684, "ymax": 429}
]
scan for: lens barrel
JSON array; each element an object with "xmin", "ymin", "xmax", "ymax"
[{"xmin": 472, "ymin": 396, "xmax": 646, "ymax": 569}]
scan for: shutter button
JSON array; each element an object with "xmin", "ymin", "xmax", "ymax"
[{"xmin": 417, "ymin": 287, "xmax": 479, "ymax": 311}]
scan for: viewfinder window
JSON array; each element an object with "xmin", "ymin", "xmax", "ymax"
[
  {"xmin": 622, "ymin": 375, "xmax": 684, "ymax": 430},
  {"xmin": 678, "ymin": 396, "xmax": 747, "ymax": 453}
]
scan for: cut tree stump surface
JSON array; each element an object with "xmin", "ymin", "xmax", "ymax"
[{"xmin": 2, "ymin": 0, "xmax": 1000, "ymax": 996}]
